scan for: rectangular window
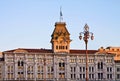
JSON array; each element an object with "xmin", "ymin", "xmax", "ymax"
[
  {"xmin": 79, "ymin": 67, "xmax": 82, "ymax": 72},
  {"xmin": 110, "ymin": 67, "xmax": 112, "ymax": 72},
  {"xmin": 89, "ymin": 67, "xmax": 91, "ymax": 72},
  {"xmin": 117, "ymin": 68, "xmax": 119, "ymax": 71},
  {"xmin": 83, "ymin": 67, "xmax": 85, "ymax": 72},
  {"xmin": 107, "ymin": 67, "xmax": 109, "ymax": 72},
  {"xmin": 98, "ymin": 73, "xmax": 103, "ymax": 79},
  {"xmin": 74, "ymin": 74, "xmax": 76, "ymax": 79},
  {"xmin": 92, "ymin": 74, "xmax": 94, "ymax": 79},
  {"xmin": 92, "ymin": 67, "xmax": 94, "ymax": 72},
  {"xmin": 89, "ymin": 74, "xmax": 91, "ymax": 79},
  {"xmin": 117, "ymin": 74, "xmax": 120, "ymax": 79},
  {"xmin": 71, "ymin": 74, "xmax": 73, "ymax": 79},
  {"xmin": 110, "ymin": 74, "xmax": 112, "ymax": 79},
  {"xmin": 59, "ymin": 73, "xmax": 65, "ymax": 79},
  {"xmin": 74, "ymin": 67, "xmax": 76, "ymax": 72},
  {"xmin": 83, "ymin": 74, "xmax": 85, "ymax": 79},
  {"xmin": 79, "ymin": 74, "xmax": 82, "ymax": 79},
  {"xmin": 71, "ymin": 67, "xmax": 73, "ymax": 72},
  {"xmin": 107, "ymin": 74, "xmax": 109, "ymax": 79}
]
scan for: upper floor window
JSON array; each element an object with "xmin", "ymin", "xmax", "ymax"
[
  {"xmin": 59, "ymin": 62, "xmax": 65, "ymax": 70},
  {"xmin": 18, "ymin": 61, "xmax": 24, "ymax": 66},
  {"xmin": 89, "ymin": 67, "xmax": 94, "ymax": 72},
  {"xmin": 71, "ymin": 67, "xmax": 76, "ymax": 72},
  {"xmin": 117, "ymin": 68, "xmax": 120, "ymax": 72},
  {"xmin": 98, "ymin": 62, "xmax": 103, "ymax": 70},
  {"xmin": 107, "ymin": 67, "xmax": 112, "ymax": 72},
  {"xmin": 98, "ymin": 73, "xmax": 103, "ymax": 79}
]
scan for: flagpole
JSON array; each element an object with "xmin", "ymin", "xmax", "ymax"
[{"xmin": 60, "ymin": 6, "xmax": 63, "ymax": 22}]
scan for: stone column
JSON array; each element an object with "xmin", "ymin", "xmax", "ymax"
[
  {"xmin": 14, "ymin": 54, "xmax": 17, "ymax": 80},
  {"xmin": 66, "ymin": 55, "xmax": 70, "ymax": 81},
  {"xmin": 34, "ymin": 54, "xmax": 37, "ymax": 81},
  {"xmin": 53, "ymin": 55, "xmax": 58, "ymax": 81},
  {"xmin": 24, "ymin": 54, "xmax": 27, "ymax": 80}
]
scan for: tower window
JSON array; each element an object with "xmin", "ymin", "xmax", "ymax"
[
  {"xmin": 59, "ymin": 46, "xmax": 61, "ymax": 49},
  {"xmin": 63, "ymin": 46, "xmax": 64, "ymax": 49},
  {"xmin": 56, "ymin": 46, "xmax": 58, "ymax": 49},
  {"xmin": 66, "ymin": 46, "xmax": 67, "ymax": 49}
]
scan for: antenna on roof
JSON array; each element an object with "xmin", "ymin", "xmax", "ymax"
[{"xmin": 60, "ymin": 6, "xmax": 63, "ymax": 22}]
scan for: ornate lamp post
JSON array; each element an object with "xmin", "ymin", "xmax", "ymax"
[{"xmin": 79, "ymin": 24, "xmax": 94, "ymax": 81}]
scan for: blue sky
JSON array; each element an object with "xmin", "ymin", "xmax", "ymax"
[{"xmin": 0, "ymin": 0, "xmax": 120, "ymax": 51}]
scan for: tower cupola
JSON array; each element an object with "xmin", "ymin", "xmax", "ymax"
[{"xmin": 51, "ymin": 22, "xmax": 71, "ymax": 53}]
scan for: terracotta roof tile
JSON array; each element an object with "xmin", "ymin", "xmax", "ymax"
[
  {"xmin": 3, "ymin": 48, "xmax": 97, "ymax": 54},
  {"xmin": 70, "ymin": 50, "xmax": 97, "ymax": 54}
]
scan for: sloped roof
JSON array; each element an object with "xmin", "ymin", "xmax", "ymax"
[
  {"xmin": 70, "ymin": 49, "xmax": 97, "ymax": 54},
  {"xmin": 3, "ymin": 48, "xmax": 97, "ymax": 54},
  {"xmin": 51, "ymin": 22, "xmax": 70, "ymax": 37}
]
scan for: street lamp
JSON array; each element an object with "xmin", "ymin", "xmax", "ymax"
[{"xmin": 79, "ymin": 24, "xmax": 94, "ymax": 81}]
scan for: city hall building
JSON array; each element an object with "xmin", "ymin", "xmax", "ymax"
[{"xmin": 0, "ymin": 21, "xmax": 120, "ymax": 81}]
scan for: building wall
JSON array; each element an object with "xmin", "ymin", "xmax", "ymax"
[
  {"xmin": 0, "ymin": 52, "xmax": 116, "ymax": 81},
  {"xmin": 115, "ymin": 62, "xmax": 120, "ymax": 81}
]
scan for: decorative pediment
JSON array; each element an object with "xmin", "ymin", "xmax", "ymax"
[{"xmin": 13, "ymin": 49, "xmax": 28, "ymax": 53}]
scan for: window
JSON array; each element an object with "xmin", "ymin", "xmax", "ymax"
[
  {"xmin": 107, "ymin": 74, "xmax": 112, "ymax": 79},
  {"xmin": 47, "ymin": 73, "xmax": 53, "ymax": 79},
  {"xmin": 79, "ymin": 67, "xmax": 82, "ymax": 72},
  {"xmin": 98, "ymin": 62, "xmax": 103, "ymax": 70},
  {"xmin": 66, "ymin": 46, "xmax": 67, "ymax": 49},
  {"xmin": 56, "ymin": 46, "xmax": 58, "ymax": 49},
  {"xmin": 89, "ymin": 67, "xmax": 91, "ymax": 72},
  {"xmin": 59, "ymin": 73, "xmax": 65, "ymax": 79},
  {"xmin": 110, "ymin": 67, "xmax": 112, "ymax": 72},
  {"xmin": 79, "ymin": 59, "xmax": 85, "ymax": 63},
  {"xmin": 107, "ymin": 59, "xmax": 112, "ymax": 63},
  {"xmin": 92, "ymin": 74, "xmax": 94, "ymax": 79},
  {"xmin": 89, "ymin": 74, "xmax": 91, "ymax": 79},
  {"xmin": 71, "ymin": 67, "xmax": 76, "ymax": 72},
  {"xmin": 117, "ymin": 74, "xmax": 120, "ymax": 79},
  {"xmin": 89, "ymin": 74, "xmax": 94, "ymax": 79},
  {"xmin": 107, "ymin": 67, "xmax": 112, "ymax": 72},
  {"xmin": 38, "ymin": 66, "xmax": 43, "ymax": 72},
  {"xmin": 83, "ymin": 67, "xmax": 85, "ymax": 72},
  {"xmin": 83, "ymin": 74, "xmax": 85, "ymax": 79},
  {"xmin": 59, "ymin": 62, "xmax": 65, "ymax": 70},
  {"xmin": 117, "ymin": 68, "xmax": 120, "ymax": 72},
  {"xmin": 70, "ymin": 59, "xmax": 76, "ymax": 63},
  {"xmin": 92, "ymin": 67, "xmax": 94, "ymax": 72},
  {"xmin": 74, "ymin": 67, "xmax": 76, "ymax": 72},
  {"xmin": 79, "ymin": 74, "xmax": 82, "ymax": 79},
  {"xmin": 98, "ymin": 73, "xmax": 103, "ymax": 79},
  {"xmin": 37, "ymin": 73, "xmax": 43, "ymax": 79},
  {"xmin": 47, "ymin": 66, "xmax": 54, "ymax": 72}
]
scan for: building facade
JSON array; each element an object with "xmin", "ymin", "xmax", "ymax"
[{"xmin": 0, "ymin": 21, "xmax": 119, "ymax": 81}]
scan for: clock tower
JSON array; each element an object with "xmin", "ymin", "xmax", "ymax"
[{"xmin": 51, "ymin": 22, "xmax": 71, "ymax": 53}]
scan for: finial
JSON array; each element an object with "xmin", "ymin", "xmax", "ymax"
[{"xmin": 60, "ymin": 6, "xmax": 63, "ymax": 22}]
